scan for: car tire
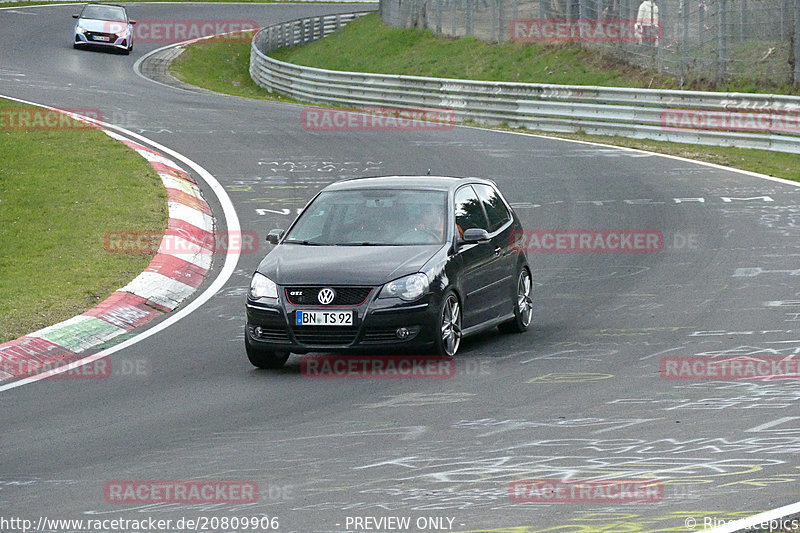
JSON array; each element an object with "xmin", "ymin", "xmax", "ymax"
[
  {"xmin": 122, "ymin": 47, "xmax": 130, "ymax": 55},
  {"xmin": 499, "ymin": 266, "xmax": 533, "ymax": 334},
  {"xmin": 245, "ymin": 334, "xmax": 290, "ymax": 369},
  {"xmin": 434, "ymin": 291, "xmax": 462, "ymax": 356}
]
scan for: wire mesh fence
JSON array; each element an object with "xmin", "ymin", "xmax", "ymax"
[{"xmin": 379, "ymin": 0, "xmax": 800, "ymax": 87}]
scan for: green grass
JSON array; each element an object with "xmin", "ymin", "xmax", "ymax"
[
  {"xmin": 270, "ymin": 13, "xmax": 799, "ymax": 94},
  {"xmin": 677, "ymin": 38, "xmax": 794, "ymax": 92},
  {"xmin": 169, "ymin": 32, "xmax": 295, "ymax": 101},
  {"xmin": 0, "ymin": 99, "xmax": 168, "ymax": 343},
  {"xmin": 270, "ymin": 14, "xmax": 679, "ymax": 88}
]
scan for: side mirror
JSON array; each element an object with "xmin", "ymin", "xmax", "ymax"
[
  {"xmin": 461, "ymin": 228, "xmax": 490, "ymax": 243},
  {"xmin": 129, "ymin": 19, "xmax": 136, "ymax": 25},
  {"xmin": 266, "ymin": 229, "xmax": 285, "ymax": 245},
  {"xmin": 72, "ymin": 14, "xmax": 79, "ymax": 18}
]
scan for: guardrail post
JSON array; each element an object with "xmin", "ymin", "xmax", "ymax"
[
  {"xmin": 739, "ymin": 0, "xmax": 746, "ymax": 42},
  {"xmin": 698, "ymin": 1, "xmax": 705, "ymax": 42},
  {"xmin": 782, "ymin": 0, "xmax": 789, "ymax": 39},
  {"xmin": 656, "ymin": 0, "xmax": 664, "ymax": 71},
  {"xmin": 795, "ymin": 0, "xmax": 800, "ymax": 85},
  {"xmin": 467, "ymin": 0, "xmax": 474, "ymax": 36},
  {"xmin": 717, "ymin": 0, "xmax": 727, "ymax": 82},
  {"xmin": 490, "ymin": 0, "xmax": 504, "ymax": 41},
  {"xmin": 451, "ymin": 0, "xmax": 457, "ymax": 36},
  {"xmin": 680, "ymin": 0, "xmax": 689, "ymax": 87},
  {"xmin": 497, "ymin": 0, "xmax": 504, "ymax": 42}
]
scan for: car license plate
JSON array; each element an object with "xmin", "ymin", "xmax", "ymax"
[
  {"xmin": 93, "ymin": 36, "xmax": 110, "ymax": 41},
  {"xmin": 296, "ymin": 310, "xmax": 353, "ymax": 326}
]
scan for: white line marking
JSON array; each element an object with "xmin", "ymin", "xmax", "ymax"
[
  {"xmin": 479, "ymin": 125, "xmax": 800, "ymax": 189},
  {"xmin": 0, "ymin": 94, "xmax": 241, "ymax": 393},
  {"xmin": 639, "ymin": 346, "xmax": 684, "ymax": 361},
  {"xmin": 708, "ymin": 501, "xmax": 800, "ymax": 533}
]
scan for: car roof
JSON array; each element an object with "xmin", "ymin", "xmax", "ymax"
[
  {"xmin": 81, "ymin": 3, "xmax": 127, "ymax": 12},
  {"xmin": 325, "ymin": 175, "xmax": 496, "ymax": 193}
]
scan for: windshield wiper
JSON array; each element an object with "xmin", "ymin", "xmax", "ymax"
[{"xmin": 283, "ymin": 240, "xmax": 323, "ymax": 246}]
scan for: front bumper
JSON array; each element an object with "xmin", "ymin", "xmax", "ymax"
[
  {"xmin": 246, "ymin": 289, "xmax": 440, "ymax": 354},
  {"xmin": 74, "ymin": 31, "xmax": 130, "ymax": 50}
]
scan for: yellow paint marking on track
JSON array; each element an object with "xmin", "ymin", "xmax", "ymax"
[{"xmin": 527, "ymin": 373, "xmax": 614, "ymax": 383}]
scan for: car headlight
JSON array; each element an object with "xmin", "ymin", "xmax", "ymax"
[
  {"xmin": 76, "ymin": 26, "xmax": 87, "ymax": 34},
  {"xmin": 249, "ymin": 272, "xmax": 278, "ymax": 300},
  {"xmin": 379, "ymin": 273, "xmax": 429, "ymax": 301}
]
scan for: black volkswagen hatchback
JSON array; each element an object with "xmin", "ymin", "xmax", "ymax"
[{"xmin": 245, "ymin": 176, "xmax": 532, "ymax": 368}]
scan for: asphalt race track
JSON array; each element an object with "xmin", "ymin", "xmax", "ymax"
[{"xmin": 2, "ymin": 3, "xmax": 800, "ymax": 532}]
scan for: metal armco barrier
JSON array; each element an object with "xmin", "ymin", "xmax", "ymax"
[{"xmin": 250, "ymin": 12, "xmax": 800, "ymax": 154}]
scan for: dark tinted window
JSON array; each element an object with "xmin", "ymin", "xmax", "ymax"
[
  {"xmin": 454, "ymin": 186, "xmax": 489, "ymax": 233},
  {"xmin": 474, "ymin": 184, "xmax": 511, "ymax": 232}
]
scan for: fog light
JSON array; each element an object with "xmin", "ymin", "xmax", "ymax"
[{"xmin": 396, "ymin": 327, "xmax": 410, "ymax": 339}]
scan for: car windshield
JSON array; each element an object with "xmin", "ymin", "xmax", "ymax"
[
  {"xmin": 284, "ymin": 189, "xmax": 448, "ymax": 246},
  {"xmin": 81, "ymin": 5, "xmax": 127, "ymax": 21}
]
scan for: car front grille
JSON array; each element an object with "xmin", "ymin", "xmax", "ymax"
[
  {"xmin": 292, "ymin": 327, "xmax": 359, "ymax": 346},
  {"xmin": 86, "ymin": 32, "xmax": 117, "ymax": 42},
  {"xmin": 285, "ymin": 287, "xmax": 372, "ymax": 306}
]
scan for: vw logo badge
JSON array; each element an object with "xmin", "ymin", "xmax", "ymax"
[{"xmin": 318, "ymin": 287, "xmax": 336, "ymax": 305}]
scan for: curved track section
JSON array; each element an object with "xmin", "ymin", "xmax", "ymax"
[{"xmin": 2, "ymin": 4, "xmax": 800, "ymax": 532}]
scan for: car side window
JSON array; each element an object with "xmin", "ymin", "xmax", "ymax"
[
  {"xmin": 474, "ymin": 184, "xmax": 512, "ymax": 232},
  {"xmin": 454, "ymin": 186, "xmax": 489, "ymax": 233}
]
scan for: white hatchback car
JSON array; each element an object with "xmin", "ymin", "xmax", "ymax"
[{"xmin": 73, "ymin": 4, "xmax": 135, "ymax": 55}]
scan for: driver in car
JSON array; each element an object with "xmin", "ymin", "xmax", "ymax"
[{"xmin": 415, "ymin": 208, "xmax": 445, "ymax": 241}]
